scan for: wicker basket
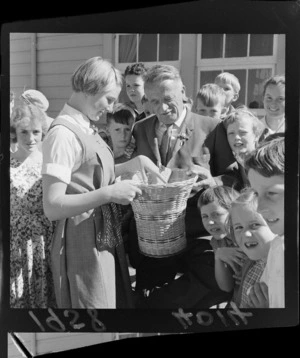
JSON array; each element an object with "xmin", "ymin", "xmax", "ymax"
[{"xmin": 123, "ymin": 168, "xmax": 197, "ymax": 258}]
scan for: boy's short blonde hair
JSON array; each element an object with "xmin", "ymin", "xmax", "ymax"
[
  {"xmin": 215, "ymin": 72, "xmax": 241, "ymax": 94},
  {"xmin": 196, "ymin": 83, "xmax": 226, "ymax": 107},
  {"xmin": 71, "ymin": 57, "xmax": 123, "ymax": 96},
  {"xmin": 223, "ymin": 107, "xmax": 265, "ymax": 138}
]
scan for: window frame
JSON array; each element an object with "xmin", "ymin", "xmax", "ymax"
[
  {"xmin": 114, "ymin": 33, "xmax": 182, "ymax": 72},
  {"xmin": 196, "ymin": 34, "xmax": 278, "ymax": 115}
]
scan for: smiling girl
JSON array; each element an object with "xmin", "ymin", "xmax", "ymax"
[
  {"xmin": 224, "ymin": 108, "xmax": 265, "ymax": 188},
  {"xmin": 227, "ymin": 189, "xmax": 277, "ymax": 308},
  {"xmin": 261, "ymin": 75, "xmax": 285, "ymax": 140},
  {"xmin": 10, "ymin": 103, "xmax": 55, "ymax": 308}
]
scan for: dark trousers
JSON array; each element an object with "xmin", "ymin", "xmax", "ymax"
[{"xmin": 127, "ymin": 206, "xmax": 231, "ymax": 309}]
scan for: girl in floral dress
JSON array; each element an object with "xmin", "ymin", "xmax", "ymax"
[{"xmin": 10, "ymin": 102, "xmax": 55, "ymax": 308}]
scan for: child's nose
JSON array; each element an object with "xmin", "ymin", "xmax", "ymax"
[
  {"xmin": 208, "ymin": 220, "xmax": 214, "ymax": 225},
  {"xmin": 244, "ymin": 230, "xmax": 252, "ymax": 237}
]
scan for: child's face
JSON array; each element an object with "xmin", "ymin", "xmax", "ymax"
[
  {"xmin": 195, "ymin": 99, "xmax": 225, "ymax": 120},
  {"xmin": 227, "ymin": 117, "xmax": 258, "ymax": 157},
  {"xmin": 107, "ymin": 119, "xmax": 134, "ymax": 150},
  {"xmin": 15, "ymin": 118, "xmax": 43, "ymax": 155},
  {"xmin": 248, "ymin": 169, "xmax": 284, "ymax": 236},
  {"xmin": 263, "ymin": 83, "xmax": 285, "ymax": 119},
  {"xmin": 215, "ymin": 80, "xmax": 238, "ymax": 107},
  {"xmin": 231, "ymin": 205, "xmax": 276, "ymax": 261},
  {"xmin": 125, "ymin": 75, "xmax": 145, "ymax": 105},
  {"xmin": 200, "ymin": 201, "xmax": 229, "ymax": 240}
]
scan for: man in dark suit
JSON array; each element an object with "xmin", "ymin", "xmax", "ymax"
[{"xmin": 128, "ymin": 64, "xmax": 237, "ymax": 308}]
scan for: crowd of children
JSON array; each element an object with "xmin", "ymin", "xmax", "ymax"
[{"xmin": 9, "ymin": 58, "xmax": 286, "ymax": 309}]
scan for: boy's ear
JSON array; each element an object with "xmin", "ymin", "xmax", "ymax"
[
  {"xmin": 181, "ymin": 84, "xmax": 187, "ymax": 96},
  {"xmin": 233, "ymin": 92, "xmax": 239, "ymax": 102}
]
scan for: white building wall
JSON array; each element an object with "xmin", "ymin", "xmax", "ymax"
[
  {"xmin": 10, "ymin": 33, "xmax": 108, "ymax": 119},
  {"xmin": 10, "ymin": 33, "xmax": 33, "ymax": 97},
  {"xmin": 36, "ymin": 33, "xmax": 106, "ymax": 119}
]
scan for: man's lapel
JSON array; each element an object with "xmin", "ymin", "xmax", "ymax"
[{"xmin": 172, "ymin": 109, "xmax": 194, "ymax": 155}]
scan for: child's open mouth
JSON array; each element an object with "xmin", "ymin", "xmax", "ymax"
[
  {"xmin": 266, "ymin": 218, "xmax": 279, "ymax": 224},
  {"xmin": 244, "ymin": 242, "xmax": 258, "ymax": 249},
  {"xmin": 210, "ymin": 228, "xmax": 221, "ymax": 233}
]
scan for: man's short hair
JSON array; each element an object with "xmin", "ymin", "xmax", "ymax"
[
  {"xmin": 143, "ymin": 64, "xmax": 182, "ymax": 85},
  {"xmin": 245, "ymin": 135, "xmax": 285, "ymax": 177}
]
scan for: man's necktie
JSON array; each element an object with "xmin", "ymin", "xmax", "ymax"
[{"xmin": 160, "ymin": 124, "xmax": 173, "ymax": 166}]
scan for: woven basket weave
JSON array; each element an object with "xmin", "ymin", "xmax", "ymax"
[{"xmin": 124, "ymin": 169, "xmax": 197, "ymax": 258}]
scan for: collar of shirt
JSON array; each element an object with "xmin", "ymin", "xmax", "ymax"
[
  {"xmin": 60, "ymin": 103, "xmax": 95, "ymax": 135},
  {"xmin": 156, "ymin": 106, "xmax": 187, "ymax": 144},
  {"xmin": 261, "ymin": 115, "xmax": 285, "ymax": 134}
]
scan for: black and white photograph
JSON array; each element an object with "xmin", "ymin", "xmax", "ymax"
[{"xmin": 1, "ymin": 1, "xmax": 299, "ymax": 356}]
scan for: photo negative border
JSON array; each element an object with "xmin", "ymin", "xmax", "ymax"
[{"xmin": 1, "ymin": 0, "xmax": 299, "ymax": 356}]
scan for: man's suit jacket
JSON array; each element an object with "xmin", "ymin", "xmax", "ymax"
[
  {"xmin": 133, "ymin": 109, "xmax": 236, "ymax": 184},
  {"xmin": 132, "ymin": 109, "xmax": 238, "ymax": 239}
]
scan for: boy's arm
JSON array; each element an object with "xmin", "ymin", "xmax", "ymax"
[{"xmin": 214, "ymin": 249, "xmax": 235, "ymax": 292}]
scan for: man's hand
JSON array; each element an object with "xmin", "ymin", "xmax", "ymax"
[{"xmin": 187, "ymin": 165, "xmax": 216, "ymax": 189}]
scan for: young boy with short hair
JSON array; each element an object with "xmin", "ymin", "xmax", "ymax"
[
  {"xmin": 124, "ymin": 62, "xmax": 148, "ymax": 122},
  {"xmin": 195, "ymin": 83, "xmax": 227, "ymax": 121},
  {"xmin": 245, "ymin": 134, "xmax": 285, "ymax": 307},
  {"xmin": 215, "ymin": 72, "xmax": 241, "ymax": 117}
]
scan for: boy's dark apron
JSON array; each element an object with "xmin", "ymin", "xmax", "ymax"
[{"xmin": 50, "ymin": 118, "xmax": 134, "ymax": 308}]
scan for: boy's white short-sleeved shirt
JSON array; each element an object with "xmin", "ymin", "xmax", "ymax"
[
  {"xmin": 42, "ymin": 103, "xmax": 95, "ymax": 184},
  {"xmin": 260, "ymin": 235, "xmax": 285, "ymax": 308}
]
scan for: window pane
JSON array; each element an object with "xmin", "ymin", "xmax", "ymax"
[
  {"xmin": 199, "ymin": 70, "xmax": 221, "ymax": 88},
  {"xmin": 159, "ymin": 34, "xmax": 179, "ymax": 61},
  {"xmin": 227, "ymin": 69, "xmax": 246, "ymax": 107},
  {"xmin": 225, "ymin": 34, "xmax": 248, "ymax": 58},
  {"xmin": 139, "ymin": 34, "xmax": 157, "ymax": 62},
  {"xmin": 119, "ymin": 35, "xmax": 137, "ymax": 63},
  {"xmin": 250, "ymin": 34, "xmax": 274, "ymax": 56},
  {"xmin": 248, "ymin": 68, "xmax": 272, "ymax": 108},
  {"xmin": 201, "ymin": 34, "xmax": 223, "ymax": 59}
]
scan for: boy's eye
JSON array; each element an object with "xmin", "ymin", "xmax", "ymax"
[
  {"xmin": 250, "ymin": 222, "xmax": 261, "ymax": 230},
  {"xmin": 234, "ymin": 225, "xmax": 243, "ymax": 231},
  {"xmin": 201, "ymin": 214, "xmax": 208, "ymax": 220}
]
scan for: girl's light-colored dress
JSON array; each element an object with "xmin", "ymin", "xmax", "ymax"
[{"xmin": 10, "ymin": 155, "xmax": 55, "ymax": 308}]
